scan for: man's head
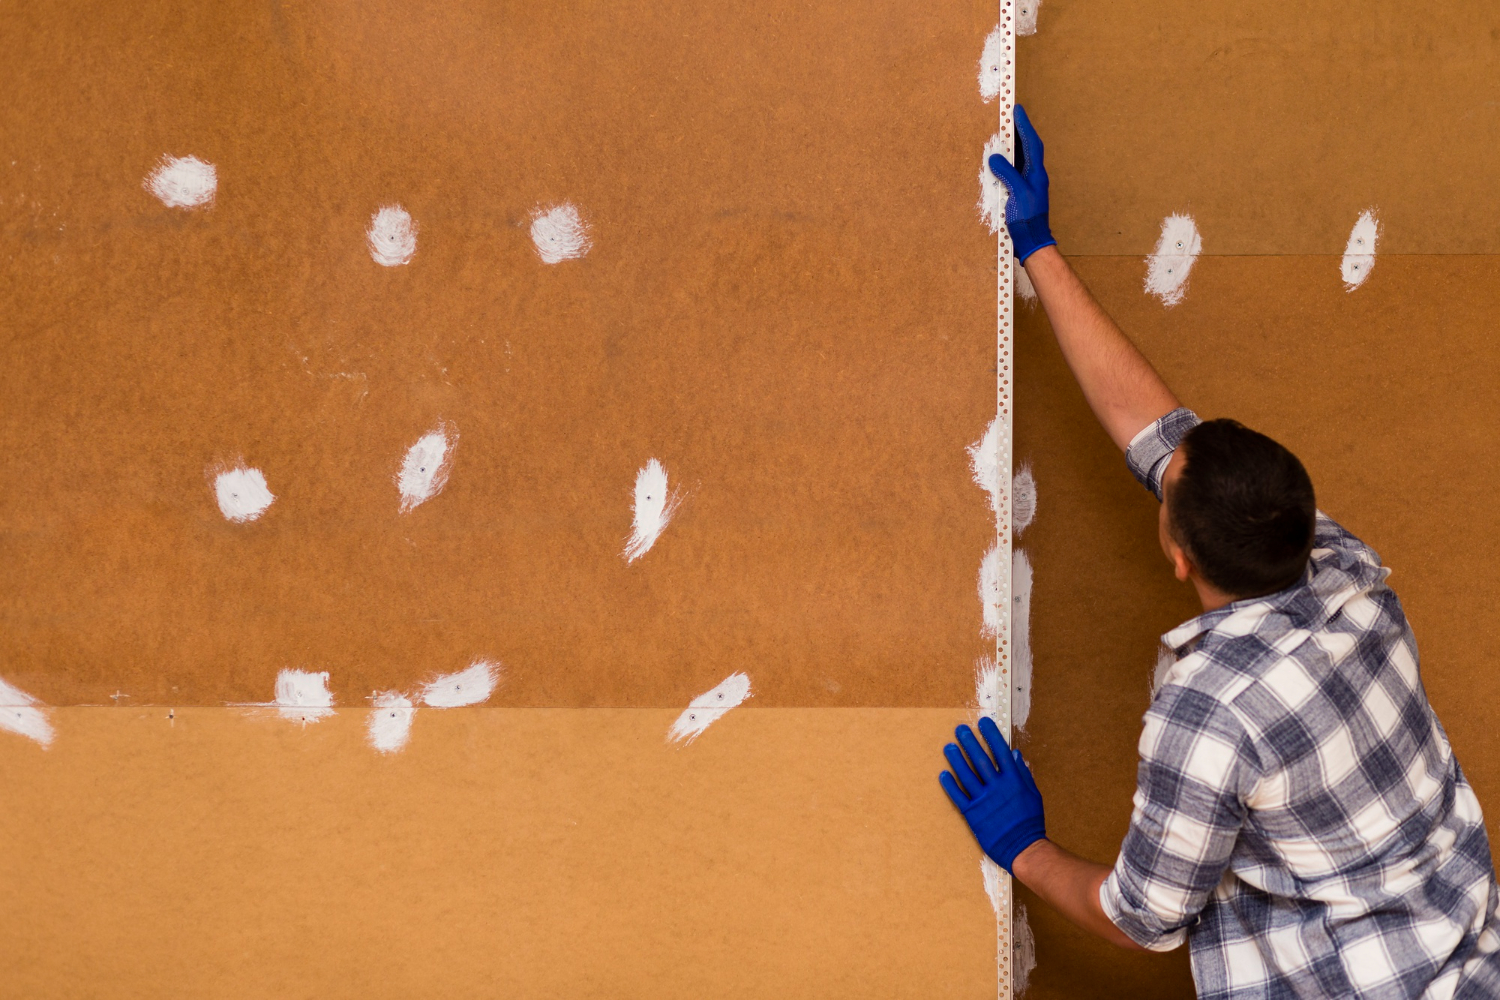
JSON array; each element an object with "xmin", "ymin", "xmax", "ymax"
[{"xmin": 1158, "ymin": 419, "xmax": 1316, "ymax": 605}]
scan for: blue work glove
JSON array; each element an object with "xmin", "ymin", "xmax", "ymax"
[
  {"xmin": 986, "ymin": 104, "xmax": 1056, "ymax": 263},
  {"xmin": 940, "ymin": 716, "xmax": 1046, "ymax": 872}
]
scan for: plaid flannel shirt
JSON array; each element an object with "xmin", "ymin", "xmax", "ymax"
[{"xmin": 1099, "ymin": 408, "xmax": 1500, "ymax": 999}]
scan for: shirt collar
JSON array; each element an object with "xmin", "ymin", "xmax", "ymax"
[
  {"xmin": 1161, "ymin": 593, "xmax": 1276, "ymax": 654},
  {"xmin": 1160, "ymin": 545, "xmax": 1387, "ymax": 654}
]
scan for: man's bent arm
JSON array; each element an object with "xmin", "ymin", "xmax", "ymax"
[
  {"xmin": 1012, "ymin": 839, "xmax": 1145, "ymax": 951},
  {"xmin": 1024, "ymin": 246, "xmax": 1180, "ymax": 452}
]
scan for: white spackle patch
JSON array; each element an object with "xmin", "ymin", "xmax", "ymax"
[
  {"xmin": 144, "ymin": 155, "xmax": 217, "ymax": 209},
  {"xmin": 529, "ymin": 203, "xmax": 592, "ymax": 264},
  {"xmin": 1015, "ymin": 259, "xmax": 1038, "ymax": 303},
  {"xmin": 982, "ymin": 855, "xmax": 1005, "ymax": 915},
  {"xmin": 979, "ymin": 542, "xmax": 1004, "ymax": 639},
  {"xmin": 977, "ymin": 132, "xmax": 1007, "ymax": 235},
  {"xmin": 1342, "ymin": 209, "xmax": 1380, "ymax": 291},
  {"xmin": 967, "ymin": 417, "xmax": 1002, "ymax": 519},
  {"xmin": 1144, "ymin": 214, "xmax": 1202, "ymax": 307},
  {"xmin": 1014, "ymin": 902, "xmax": 1038, "ymax": 994},
  {"xmin": 273, "ymin": 668, "xmax": 334, "ymax": 724},
  {"xmin": 213, "ymin": 465, "xmax": 275, "ymax": 523},
  {"xmin": 367, "ymin": 691, "xmax": 415, "ymax": 754},
  {"xmin": 1140, "ymin": 212, "xmax": 1200, "ymax": 302},
  {"xmin": 420, "ymin": 659, "xmax": 499, "ymax": 708},
  {"xmin": 367, "ymin": 204, "xmax": 417, "ymax": 266},
  {"xmin": 623, "ymin": 458, "xmax": 682, "ymax": 564},
  {"xmin": 978, "ymin": 26, "xmax": 1004, "ymax": 103},
  {"xmin": 0, "ymin": 676, "xmax": 55, "ymax": 748},
  {"xmin": 1016, "ymin": 0, "xmax": 1042, "ymax": 36},
  {"xmin": 1012, "ymin": 548, "xmax": 1033, "ymax": 730},
  {"xmin": 1012, "ymin": 462, "xmax": 1036, "ymax": 537},
  {"xmin": 397, "ymin": 422, "xmax": 458, "ymax": 513},
  {"xmin": 975, "ymin": 655, "xmax": 1004, "ymax": 725},
  {"xmin": 668, "ymin": 672, "xmax": 751, "ymax": 745}
]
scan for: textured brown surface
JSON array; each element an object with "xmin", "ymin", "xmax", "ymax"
[
  {"xmin": 1021, "ymin": 0, "xmax": 1500, "ymax": 255},
  {"xmin": 0, "ymin": 708, "xmax": 1003, "ymax": 998},
  {"xmin": 0, "ymin": 0, "xmax": 999, "ymax": 707},
  {"xmin": 6, "ymin": 1, "xmax": 1500, "ymax": 997}
]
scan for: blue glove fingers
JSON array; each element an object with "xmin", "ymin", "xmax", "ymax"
[
  {"xmin": 939, "ymin": 769, "xmax": 971, "ymax": 810},
  {"xmin": 956, "ymin": 724, "xmax": 1000, "ymax": 784},
  {"xmin": 1012, "ymin": 747, "xmax": 1041, "ymax": 795},
  {"xmin": 1014, "ymin": 104, "xmax": 1045, "ymax": 179},
  {"xmin": 987, "ymin": 152, "xmax": 1025, "ymax": 203},
  {"xmin": 976, "ymin": 716, "xmax": 1013, "ymax": 775},
  {"xmin": 944, "ymin": 742, "xmax": 983, "ymax": 798}
]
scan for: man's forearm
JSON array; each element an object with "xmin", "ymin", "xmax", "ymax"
[
  {"xmin": 1011, "ymin": 838, "xmax": 1145, "ymax": 951},
  {"xmin": 1022, "ymin": 246, "xmax": 1180, "ymax": 452}
]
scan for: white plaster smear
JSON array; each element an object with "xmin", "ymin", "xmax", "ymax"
[
  {"xmin": 0, "ymin": 676, "xmax": 55, "ymax": 748},
  {"xmin": 1014, "ymin": 902, "xmax": 1037, "ymax": 994},
  {"xmin": 975, "ymin": 655, "xmax": 1004, "ymax": 726},
  {"xmin": 1016, "ymin": 0, "xmax": 1042, "ymax": 36},
  {"xmin": 213, "ymin": 465, "xmax": 275, "ymax": 523},
  {"xmin": 668, "ymin": 672, "xmax": 751, "ymax": 745},
  {"xmin": 1012, "ymin": 462, "xmax": 1036, "ymax": 537},
  {"xmin": 623, "ymin": 458, "xmax": 682, "ymax": 563},
  {"xmin": 968, "ymin": 417, "xmax": 1003, "ymax": 520},
  {"xmin": 273, "ymin": 669, "xmax": 334, "ymax": 723},
  {"xmin": 981, "ymin": 859, "xmax": 1038, "ymax": 996},
  {"xmin": 978, "ymin": 27, "xmax": 1005, "ymax": 103},
  {"xmin": 367, "ymin": 204, "xmax": 417, "ymax": 266},
  {"xmin": 1342, "ymin": 209, "xmax": 1380, "ymax": 291},
  {"xmin": 973, "ymin": 549, "xmax": 1033, "ymax": 730},
  {"xmin": 980, "ymin": 542, "xmax": 1005, "ymax": 639},
  {"xmin": 1015, "ymin": 260, "xmax": 1038, "ymax": 303},
  {"xmin": 981, "ymin": 856, "xmax": 1008, "ymax": 991},
  {"xmin": 421, "ymin": 660, "xmax": 499, "ymax": 708},
  {"xmin": 145, "ymin": 155, "xmax": 217, "ymax": 209},
  {"xmin": 983, "ymin": 854, "xmax": 1005, "ymax": 915},
  {"xmin": 398, "ymin": 422, "xmax": 457, "ymax": 513},
  {"xmin": 1144, "ymin": 214, "xmax": 1201, "ymax": 307},
  {"xmin": 530, "ymin": 203, "xmax": 592, "ymax": 264},
  {"xmin": 1011, "ymin": 548, "xmax": 1033, "ymax": 730},
  {"xmin": 368, "ymin": 691, "xmax": 415, "ymax": 754},
  {"xmin": 978, "ymin": 132, "xmax": 1008, "ymax": 235}
]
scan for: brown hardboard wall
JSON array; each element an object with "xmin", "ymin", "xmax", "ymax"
[
  {"xmin": 5, "ymin": 1, "xmax": 1500, "ymax": 998},
  {"xmin": 0, "ymin": 709, "xmax": 1004, "ymax": 999},
  {"xmin": 0, "ymin": 0, "xmax": 999, "ymax": 709},
  {"xmin": 1021, "ymin": 0, "xmax": 1500, "ymax": 256}
]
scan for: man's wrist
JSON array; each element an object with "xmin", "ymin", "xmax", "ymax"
[
  {"xmin": 1021, "ymin": 244, "xmax": 1063, "ymax": 268},
  {"xmin": 1009, "ymin": 836, "xmax": 1054, "ymax": 883},
  {"xmin": 1010, "ymin": 215, "xmax": 1055, "ymax": 264}
]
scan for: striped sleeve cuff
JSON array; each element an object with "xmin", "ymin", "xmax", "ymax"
[
  {"xmin": 1125, "ymin": 408, "xmax": 1202, "ymax": 501},
  {"xmin": 1099, "ymin": 869, "xmax": 1190, "ymax": 953}
]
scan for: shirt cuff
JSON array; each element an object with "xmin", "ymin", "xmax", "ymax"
[
  {"xmin": 1098, "ymin": 869, "xmax": 1188, "ymax": 953},
  {"xmin": 1125, "ymin": 408, "xmax": 1202, "ymax": 502}
]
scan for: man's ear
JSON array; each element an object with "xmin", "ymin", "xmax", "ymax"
[{"xmin": 1167, "ymin": 538, "xmax": 1194, "ymax": 583}]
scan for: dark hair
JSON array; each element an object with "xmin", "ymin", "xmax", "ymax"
[{"xmin": 1167, "ymin": 419, "xmax": 1316, "ymax": 598}]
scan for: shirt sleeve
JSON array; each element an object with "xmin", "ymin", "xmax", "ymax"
[
  {"xmin": 1099, "ymin": 677, "xmax": 1262, "ymax": 951},
  {"xmin": 1125, "ymin": 407, "xmax": 1202, "ymax": 502}
]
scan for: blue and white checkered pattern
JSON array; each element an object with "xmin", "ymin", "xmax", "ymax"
[{"xmin": 1100, "ymin": 408, "xmax": 1500, "ymax": 998}]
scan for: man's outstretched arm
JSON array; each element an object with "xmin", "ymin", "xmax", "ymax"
[
  {"xmin": 989, "ymin": 107, "xmax": 1180, "ymax": 451},
  {"xmin": 1023, "ymin": 247, "xmax": 1179, "ymax": 451}
]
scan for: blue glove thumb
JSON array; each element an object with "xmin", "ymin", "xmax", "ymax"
[
  {"xmin": 986, "ymin": 104, "xmax": 1056, "ymax": 264},
  {"xmin": 939, "ymin": 716, "xmax": 1046, "ymax": 872}
]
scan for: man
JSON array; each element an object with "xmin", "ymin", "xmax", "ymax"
[{"xmin": 940, "ymin": 106, "xmax": 1500, "ymax": 998}]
